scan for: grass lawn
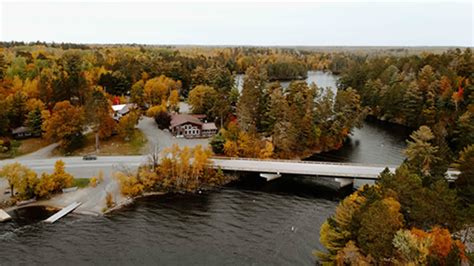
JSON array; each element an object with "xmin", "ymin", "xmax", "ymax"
[
  {"xmin": 0, "ymin": 138, "xmax": 51, "ymax": 159},
  {"xmin": 16, "ymin": 138, "xmax": 51, "ymax": 156},
  {"xmin": 66, "ymin": 130, "xmax": 147, "ymax": 156},
  {"xmin": 73, "ymin": 178, "xmax": 91, "ymax": 188}
]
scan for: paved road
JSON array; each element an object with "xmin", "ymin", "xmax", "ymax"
[
  {"xmin": 1, "ymin": 156, "xmax": 459, "ymax": 182},
  {"xmin": 0, "ymin": 156, "xmax": 145, "ymax": 213},
  {"xmin": 0, "ymin": 155, "xmax": 459, "ymax": 213}
]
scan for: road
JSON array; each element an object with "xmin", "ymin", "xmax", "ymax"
[
  {"xmin": 0, "ymin": 155, "xmax": 459, "ymax": 213},
  {"xmin": 0, "ymin": 156, "xmax": 146, "ymax": 214}
]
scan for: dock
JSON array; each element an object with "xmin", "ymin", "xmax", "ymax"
[
  {"xmin": 0, "ymin": 209, "xmax": 12, "ymax": 222},
  {"xmin": 44, "ymin": 202, "xmax": 82, "ymax": 223}
]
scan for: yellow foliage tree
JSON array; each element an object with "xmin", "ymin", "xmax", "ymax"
[
  {"xmin": 42, "ymin": 100, "xmax": 85, "ymax": 148},
  {"xmin": 318, "ymin": 191, "xmax": 367, "ymax": 262},
  {"xmin": 144, "ymin": 75, "xmax": 181, "ymax": 106},
  {"xmin": 223, "ymin": 140, "xmax": 239, "ymax": 157},
  {"xmin": 168, "ymin": 89, "xmax": 180, "ymax": 112},
  {"xmin": 0, "ymin": 162, "xmax": 38, "ymax": 199},
  {"xmin": 117, "ymin": 111, "xmax": 140, "ymax": 141},
  {"xmin": 115, "ymin": 171, "xmax": 144, "ymax": 197},
  {"xmin": 51, "ymin": 160, "xmax": 74, "ymax": 189},
  {"xmin": 26, "ymin": 98, "xmax": 45, "ymax": 113},
  {"xmin": 259, "ymin": 141, "xmax": 274, "ymax": 159},
  {"xmin": 146, "ymin": 102, "xmax": 167, "ymax": 117}
]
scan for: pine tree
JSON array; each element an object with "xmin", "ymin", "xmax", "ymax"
[
  {"xmin": 403, "ymin": 81, "xmax": 423, "ymax": 127},
  {"xmin": 26, "ymin": 107, "xmax": 43, "ymax": 136},
  {"xmin": 237, "ymin": 66, "xmax": 267, "ymax": 133}
]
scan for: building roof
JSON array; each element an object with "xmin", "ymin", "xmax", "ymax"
[
  {"xmin": 191, "ymin": 114, "xmax": 207, "ymax": 120},
  {"xmin": 202, "ymin": 122, "xmax": 217, "ymax": 131},
  {"xmin": 112, "ymin": 104, "xmax": 127, "ymax": 112},
  {"xmin": 12, "ymin": 126, "xmax": 31, "ymax": 134},
  {"xmin": 170, "ymin": 114, "xmax": 203, "ymax": 128}
]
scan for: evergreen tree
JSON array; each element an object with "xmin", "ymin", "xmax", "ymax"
[
  {"xmin": 404, "ymin": 126, "xmax": 440, "ymax": 182},
  {"xmin": 403, "ymin": 81, "xmax": 423, "ymax": 127},
  {"xmin": 237, "ymin": 66, "xmax": 268, "ymax": 133},
  {"xmin": 26, "ymin": 107, "xmax": 43, "ymax": 136}
]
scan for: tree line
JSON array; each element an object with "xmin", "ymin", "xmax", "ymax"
[
  {"xmin": 318, "ymin": 48, "xmax": 474, "ymax": 264},
  {"xmin": 0, "ymin": 43, "xmax": 360, "ymax": 156},
  {"xmin": 318, "ymin": 126, "xmax": 474, "ymax": 264}
]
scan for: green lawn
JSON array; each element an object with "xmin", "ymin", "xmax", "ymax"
[
  {"xmin": 73, "ymin": 178, "xmax": 91, "ymax": 188},
  {"xmin": 55, "ymin": 130, "xmax": 147, "ymax": 156}
]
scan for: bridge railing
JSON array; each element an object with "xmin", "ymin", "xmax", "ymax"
[{"xmin": 211, "ymin": 156, "xmax": 399, "ymax": 168}]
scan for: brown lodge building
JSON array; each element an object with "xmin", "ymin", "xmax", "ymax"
[{"xmin": 170, "ymin": 114, "xmax": 218, "ymax": 138}]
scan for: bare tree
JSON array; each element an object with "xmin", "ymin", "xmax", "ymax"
[{"xmin": 148, "ymin": 144, "xmax": 160, "ymax": 171}]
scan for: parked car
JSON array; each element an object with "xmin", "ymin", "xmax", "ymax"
[{"xmin": 82, "ymin": 154, "xmax": 97, "ymax": 160}]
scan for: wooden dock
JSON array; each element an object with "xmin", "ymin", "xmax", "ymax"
[
  {"xmin": 44, "ymin": 202, "xmax": 82, "ymax": 223},
  {"xmin": 0, "ymin": 209, "xmax": 11, "ymax": 222}
]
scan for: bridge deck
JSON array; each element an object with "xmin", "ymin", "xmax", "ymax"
[
  {"xmin": 211, "ymin": 158, "xmax": 395, "ymax": 179},
  {"xmin": 210, "ymin": 157, "xmax": 459, "ymax": 180},
  {"xmin": 0, "ymin": 156, "xmax": 459, "ymax": 181}
]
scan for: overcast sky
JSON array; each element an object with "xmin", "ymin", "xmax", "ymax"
[{"xmin": 1, "ymin": 1, "xmax": 473, "ymax": 46}]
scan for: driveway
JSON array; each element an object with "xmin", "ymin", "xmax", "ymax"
[
  {"xmin": 16, "ymin": 143, "xmax": 59, "ymax": 160},
  {"xmin": 137, "ymin": 116, "xmax": 210, "ymax": 154}
]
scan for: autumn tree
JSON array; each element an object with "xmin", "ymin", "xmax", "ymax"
[
  {"xmin": 144, "ymin": 75, "xmax": 181, "ymax": 106},
  {"xmin": 318, "ymin": 189, "xmax": 367, "ymax": 262},
  {"xmin": 42, "ymin": 100, "xmax": 85, "ymax": 151},
  {"xmin": 117, "ymin": 111, "xmax": 140, "ymax": 141},
  {"xmin": 357, "ymin": 197, "xmax": 404, "ymax": 259},
  {"xmin": 6, "ymin": 91, "xmax": 28, "ymax": 128},
  {"xmin": 130, "ymin": 80, "xmax": 145, "ymax": 108},
  {"xmin": 0, "ymin": 162, "xmax": 38, "ymax": 199},
  {"xmin": 455, "ymin": 144, "xmax": 474, "ymax": 226},
  {"xmin": 86, "ymin": 88, "xmax": 116, "ymax": 151},
  {"xmin": 187, "ymin": 85, "xmax": 218, "ymax": 116}
]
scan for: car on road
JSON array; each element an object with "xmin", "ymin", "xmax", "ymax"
[{"xmin": 82, "ymin": 154, "xmax": 97, "ymax": 160}]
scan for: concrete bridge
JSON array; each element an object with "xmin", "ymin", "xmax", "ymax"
[
  {"xmin": 210, "ymin": 157, "xmax": 460, "ymax": 187},
  {"xmin": 0, "ymin": 156, "xmax": 460, "ymax": 189}
]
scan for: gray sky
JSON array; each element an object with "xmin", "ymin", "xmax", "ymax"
[{"xmin": 1, "ymin": 1, "xmax": 473, "ymax": 46}]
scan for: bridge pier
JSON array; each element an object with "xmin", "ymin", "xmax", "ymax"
[
  {"xmin": 334, "ymin": 177, "xmax": 354, "ymax": 188},
  {"xmin": 260, "ymin": 173, "xmax": 281, "ymax": 181}
]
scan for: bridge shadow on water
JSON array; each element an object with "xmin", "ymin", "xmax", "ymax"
[{"xmin": 227, "ymin": 172, "xmax": 353, "ymax": 201}]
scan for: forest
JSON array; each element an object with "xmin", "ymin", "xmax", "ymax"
[
  {"xmin": 319, "ymin": 48, "xmax": 474, "ymax": 264},
  {"xmin": 0, "ymin": 42, "xmax": 472, "ymax": 263},
  {"xmin": 0, "ymin": 42, "xmax": 361, "ymax": 158}
]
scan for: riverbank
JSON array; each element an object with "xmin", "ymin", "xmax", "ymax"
[{"xmin": 4, "ymin": 171, "xmax": 127, "ymax": 216}]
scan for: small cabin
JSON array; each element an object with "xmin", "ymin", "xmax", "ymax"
[
  {"xmin": 112, "ymin": 104, "xmax": 130, "ymax": 121},
  {"xmin": 11, "ymin": 127, "xmax": 33, "ymax": 139}
]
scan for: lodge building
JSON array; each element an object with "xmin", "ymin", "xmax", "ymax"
[{"xmin": 169, "ymin": 114, "xmax": 218, "ymax": 138}]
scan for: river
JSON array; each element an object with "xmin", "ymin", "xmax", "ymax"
[{"xmin": 0, "ymin": 71, "xmax": 410, "ymax": 265}]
